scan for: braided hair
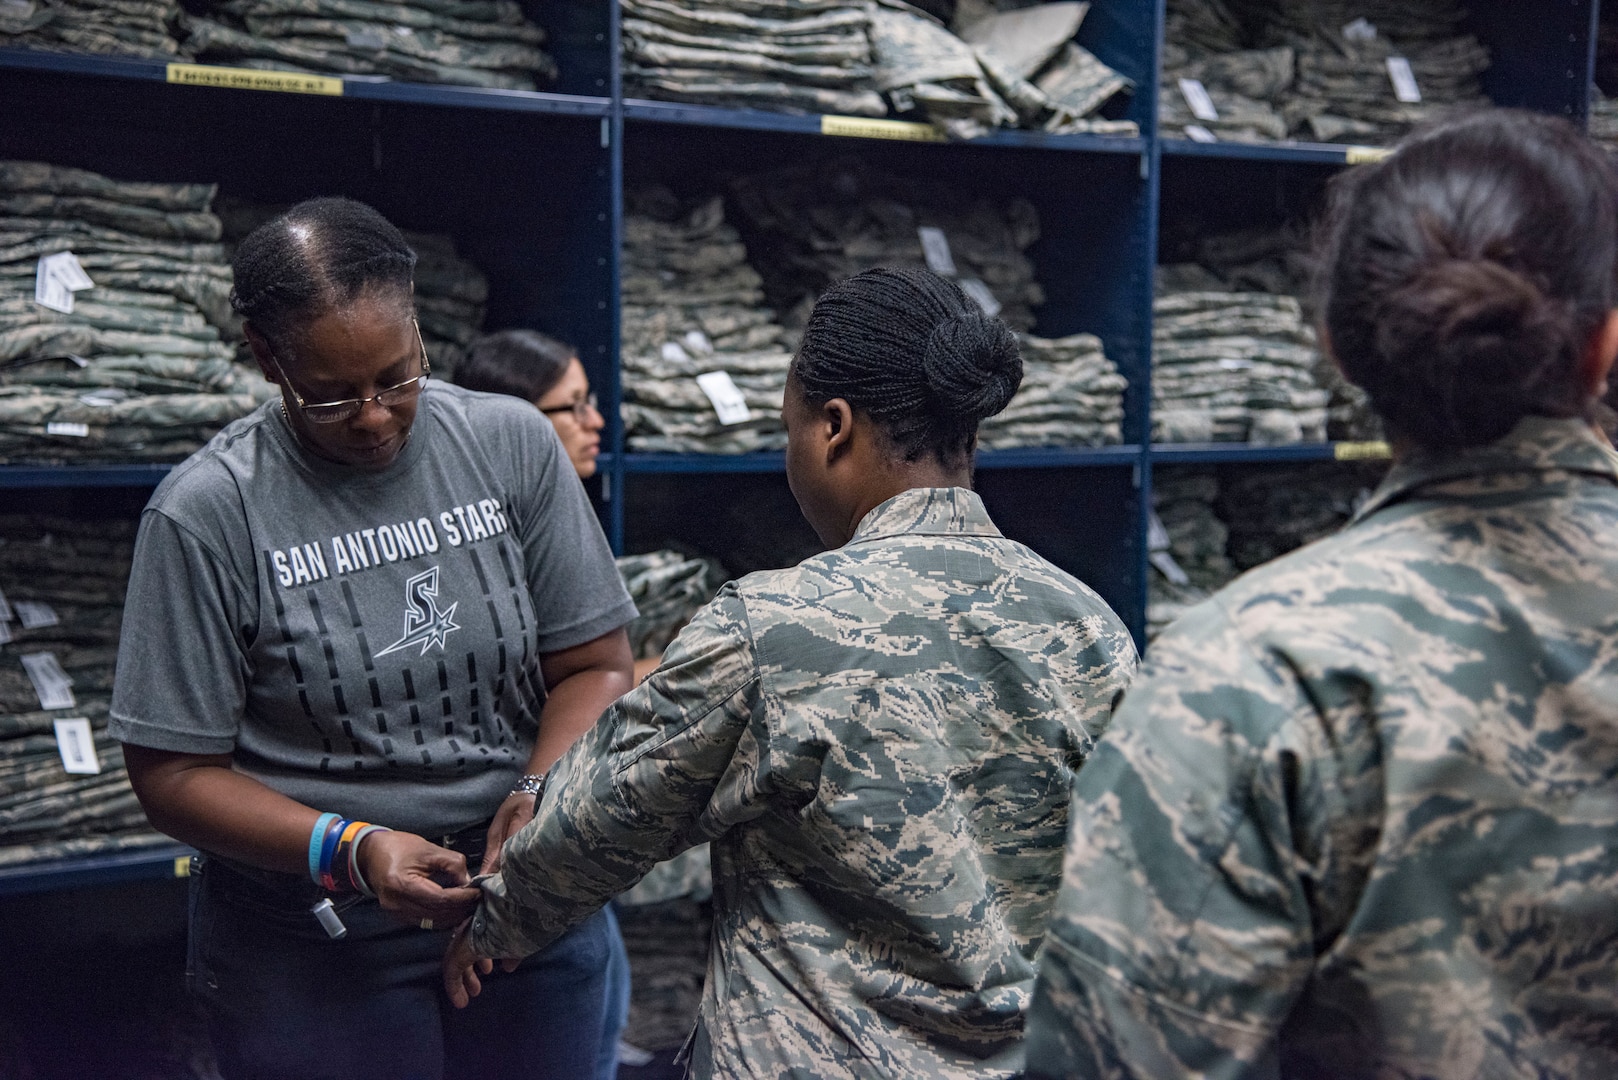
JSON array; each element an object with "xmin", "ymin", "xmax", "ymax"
[
  {"xmin": 793, "ymin": 266, "xmax": 1023, "ymax": 468},
  {"xmin": 229, "ymin": 197, "xmax": 417, "ymax": 350}
]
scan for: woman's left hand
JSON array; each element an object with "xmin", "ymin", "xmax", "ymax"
[
  {"xmin": 479, "ymin": 792, "xmax": 536, "ymax": 875},
  {"xmin": 443, "ymin": 919, "xmax": 493, "ymax": 1008}
]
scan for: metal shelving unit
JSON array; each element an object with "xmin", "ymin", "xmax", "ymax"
[
  {"xmin": 0, "ymin": 0, "xmax": 1601, "ymax": 890},
  {"xmin": 0, "ymin": 843, "xmax": 193, "ymax": 897}
]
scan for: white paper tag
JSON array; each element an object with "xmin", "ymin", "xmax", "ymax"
[
  {"xmin": 53, "ymin": 717, "xmax": 100, "ymax": 775},
  {"xmin": 45, "ymin": 421, "xmax": 89, "ymax": 437},
  {"xmin": 34, "ymin": 264, "xmax": 74, "ymax": 314},
  {"xmin": 1342, "ymin": 17, "xmax": 1377, "ymax": 42},
  {"xmin": 0, "ymin": 584, "xmax": 11, "ymax": 623},
  {"xmin": 20, "ymin": 652, "xmax": 75, "ymax": 710},
  {"xmin": 1148, "ymin": 549, "xmax": 1191, "ymax": 585},
  {"xmin": 959, "ymin": 278, "xmax": 1003, "ymax": 318},
  {"xmin": 1386, "ymin": 57, "xmax": 1421, "ymax": 103},
  {"xmin": 682, "ymin": 330, "xmax": 714, "ymax": 356},
  {"xmin": 1178, "ymin": 78, "xmax": 1220, "ymax": 122},
  {"xmin": 917, "ymin": 226, "xmax": 958, "ymax": 277},
  {"xmin": 660, "ymin": 341, "xmax": 690, "ymax": 364},
  {"xmin": 33, "ymin": 251, "xmax": 94, "ymax": 314},
  {"xmin": 0, "ymin": 2, "xmax": 39, "ymax": 19},
  {"xmin": 695, "ymin": 371, "xmax": 752, "ymax": 425},
  {"xmin": 1145, "ymin": 511, "xmax": 1190, "ymax": 585},
  {"xmin": 1183, "ymin": 124, "xmax": 1218, "ymax": 143},
  {"xmin": 14, "ymin": 600, "xmax": 57, "ymax": 629},
  {"xmin": 46, "ymin": 251, "xmax": 94, "ymax": 291}
]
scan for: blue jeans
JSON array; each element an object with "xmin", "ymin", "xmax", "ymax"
[
  {"xmin": 189, "ymin": 855, "xmax": 621, "ymax": 1080},
  {"xmin": 599, "ymin": 903, "xmax": 631, "ymax": 1076}
]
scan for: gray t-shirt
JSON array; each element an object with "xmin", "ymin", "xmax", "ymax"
[{"xmin": 110, "ymin": 382, "xmax": 637, "ymax": 835}]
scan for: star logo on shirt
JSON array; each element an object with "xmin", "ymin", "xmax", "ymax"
[{"xmin": 376, "ymin": 566, "xmax": 460, "ymax": 658}]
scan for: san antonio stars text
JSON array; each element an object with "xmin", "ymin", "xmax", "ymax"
[{"xmin": 270, "ymin": 498, "xmax": 509, "ymax": 587}]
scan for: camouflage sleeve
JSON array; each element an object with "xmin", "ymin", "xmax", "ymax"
[
  {"xmin": 1025, "ymin": 596, "xmax": 1380, "ymax": 1079},
  {"xmin": 470, "ymin": 585, "xmax": 766, "ymax": 959}
]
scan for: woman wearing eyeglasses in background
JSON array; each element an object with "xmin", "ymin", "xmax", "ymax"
[
  {"xmin": 454, "ymin": 330, "xmax": 604, "ymax": 482},
  {"xmin": 109, "ymin": 197, "xmax": 638, "ymax": 1080}
]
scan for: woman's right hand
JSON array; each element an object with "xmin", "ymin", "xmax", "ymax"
[{"xmin": 356, "ymin": 830, "xmax": 482, "ymax": 927}]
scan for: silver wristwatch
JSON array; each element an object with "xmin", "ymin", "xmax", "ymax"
[{"xmin": 510, "ymin": 772, "xmax": 548, "ymax": 799}]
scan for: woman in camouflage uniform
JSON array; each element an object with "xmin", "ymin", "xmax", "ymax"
[
  {"xmin": 445, "ymin": 266, "xmax": 1138, "ymax": 1079},
  {"xmin": 1027, "ymin": 109, "xmax": 1618, "ymax": 1078}
]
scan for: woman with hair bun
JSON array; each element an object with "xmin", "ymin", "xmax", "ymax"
[
  {"xmin": 1027, "ymin": 109, "xmax": 1618, "ymax": 1079},
  {"xmin": 445, "ymin": 265, "xmax": 1138, "ymax": 1079}
]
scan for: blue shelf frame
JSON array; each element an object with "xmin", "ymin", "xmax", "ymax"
[
  {"xmin": 0, "ymin": 47, "xmax": 611, "ymax": 117},
  {"xmin": 1160, "ymin": 136, "xmax": 1382, "ymax": 166},
  {"xmin": 0, "ymin": 0, "xmax": 1599, "ymax": 892},
  {"xmin": 622, "ymin": 99, "xmax": 1149, "ymax": 155},
  {"xmin": 0, "ymin": 842, "xmax": 193, "ymax": 897}
]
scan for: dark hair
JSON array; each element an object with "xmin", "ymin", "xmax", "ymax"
[
  {"xmin": 793, "ymin": 266, "xmax": 1022, "ymax": 466},
  {"xmin": 454, "ymin": 329, "xmax": 576, "ymax": 402},
  {"xmin": 1316, "ymin": 109, "xmax": 1618, "ymax": 450},
  {"xmin": 230, "ymin": 196, "xmax": 417, "ymax": 349}
]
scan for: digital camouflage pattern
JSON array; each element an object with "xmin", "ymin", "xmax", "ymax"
[
  {"xmin": 0, "ymin": 515, "xmax": 165, "ymax": 868},
  {"xmin": 471, "ymin": 487, "xmax": 1137, "ymax": 1078},
  {"xmin": 179, "ymin": 0, "xmax": 557, "ymax": 90},
  {"xmin": 1027, "ymin": 416, "xmax": 1618, "ymax": 1079}
]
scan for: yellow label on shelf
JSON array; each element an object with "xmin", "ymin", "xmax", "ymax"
[
  {"xmin": 1344, "ymin": 145, "xmax": 1393, "ymax": 165},
  {"xmin": 820, "ymin": 115, "xmax": 944, "ymax": 142},
  {"xmin": 1334, "ymin": 440, "xmax": 1392, "ymax": 460},
  {"xmin": 166, "ymin": 63, "xmax": 344, "ymax": 97},
  {"xmin": 173, "ymin": 855, "xmax": 192, "ymax": 878}
]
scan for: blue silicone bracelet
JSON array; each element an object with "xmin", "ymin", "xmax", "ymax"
[
  {"xmin": 318, "ymin": 817, "xmax": 349, "ymax": 883},
  {"xmin": 307, "ymin": 812, "xmax": 340, "ymax": 885}
]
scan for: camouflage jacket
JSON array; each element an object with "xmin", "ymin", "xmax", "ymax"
[
  {"xmin": 470, "ymin": 486, "xmax": 1137, "ymax": 1079},
  {"xmin": 1026, "ymin": 416, "xmax": 1618, "ymax": 1079}
]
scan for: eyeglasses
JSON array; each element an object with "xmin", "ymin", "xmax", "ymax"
[
  {"xmin": 272, "ymin": 319, "xmax": 431, "ymax": 425},
  {"xmin": 540, "ymin": 393, "xmax": 598, "ymax": 422}
]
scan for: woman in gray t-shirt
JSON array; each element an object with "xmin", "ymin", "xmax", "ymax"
[{"xmin": 111, "ymin": 197, "xmax": 638, "ymax": 1080}]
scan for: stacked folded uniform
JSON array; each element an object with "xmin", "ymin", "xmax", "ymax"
[
  {"xmin": 0, "ymin": 0, "xmax": 182, "ymax": 58},
  {"xmin": 178, "ymin": 0, "xmax": 557, "ymax": 90},
  {"xmin": 0, "ymin": 515, "xmax": 165, "ymax": 868},
  {"xmin": 870, "ymin": 0, "xmax": 1136, "ymax": 139},
  {"xmin": 1190, "ymin": 224, "xmax": 1382, "ymax": 441},
  {"xmin": 1152, "ymin": 263, "xmax": 1327, "ymax": 445},
  {"xmin": 1145, "ymin": 470, "xmax": 1233, "ymax": 640},
  {"xmin": 219, "ymin": 197, "xmax": 490, "ymax": 379},
  {"xmin": 1218, "ymin": 461, "xmax": 1380, "ymax": 570},
  {"xmin": 615, "ymin": 549, "xmax": 727, "ymax": 664},
  {"xmin": 1589, "ymin": 86, "xmax": 1618, "ymax": 155},
  {"xmin": 0, "ymin": 161, "xmax": 273, "ymax": 464},
  {"xmin": 621, "ymin": 0, "xmax": 1136, "ymax": 139},
  {"xmin": 400, "ymin": 230, "xmax": 488, "ymax": 378},
  {"xmin": 976, "ymin": 332, "xmax": 1126, "ymax": 449},
  {"xmin": 730, "ymin": 154, "xmax": 1044, "ymax": 336},
  {"xmin": 622, "ymin": 0, "xmax": 887, "ymax": 116},
  {"xmin": 620, "ymin": 187, "xmax": 795, "ymax": 455},
  {"xmin": 1160, "ymin": 0, "xmax": 1290, "ymax": 142},
  {"xmin": 1162, "ymin": 0, "xmax": 1488, "ymax": 146}
]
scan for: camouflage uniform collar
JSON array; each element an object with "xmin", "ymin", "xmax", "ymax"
[
  {"xmin": 1354, "ymin": 416, "xmax": 1618, "ymax": 522},
  {"xmin": 847, "ymin": 487, "xmax": 1001, "ymax": 545}
]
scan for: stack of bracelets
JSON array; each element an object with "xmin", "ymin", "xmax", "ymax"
[{"xmin": 307, "ymin": 813, "xmax": 393, "ymax": 896}]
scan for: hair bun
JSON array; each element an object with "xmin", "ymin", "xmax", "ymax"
[
  {"xmin": 921, "ymin": 312, "xmax": 1024, "ymax": 424},
  {"xmin": 1370, "ymin": 257, "xmax": 1578, "ymax": 443}
]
